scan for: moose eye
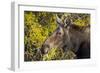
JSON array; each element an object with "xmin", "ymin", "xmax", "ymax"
[{"xmin": 56, "ymin": 32, "xmax": 61, "ymax": 35}]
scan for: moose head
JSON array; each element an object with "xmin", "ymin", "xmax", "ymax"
[{"xmin": 41, "ymin": 15, "xmax": 74, "ymax": 54}]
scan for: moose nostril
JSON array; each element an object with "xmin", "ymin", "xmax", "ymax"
[{"xmin": 41, "ymin": 44, "xmax": 50, "ymax": 54}]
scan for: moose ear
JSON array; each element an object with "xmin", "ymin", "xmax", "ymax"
[
  {"xmin": 56, "ymin": 14, "xmax": 63, "ymax": 26},
  {"xmin": 64, "ymin": 17, "xmax": 72, "ymax": 27}
]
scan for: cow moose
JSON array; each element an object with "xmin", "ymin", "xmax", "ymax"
[{"xmin": 41, "ymin": 15, "xmax": 90, "ymax": 59}]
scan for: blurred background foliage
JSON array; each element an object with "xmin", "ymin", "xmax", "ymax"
[{"xmin": 24, "ymin": 11, "xmax": 90, "ymax": 61}]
